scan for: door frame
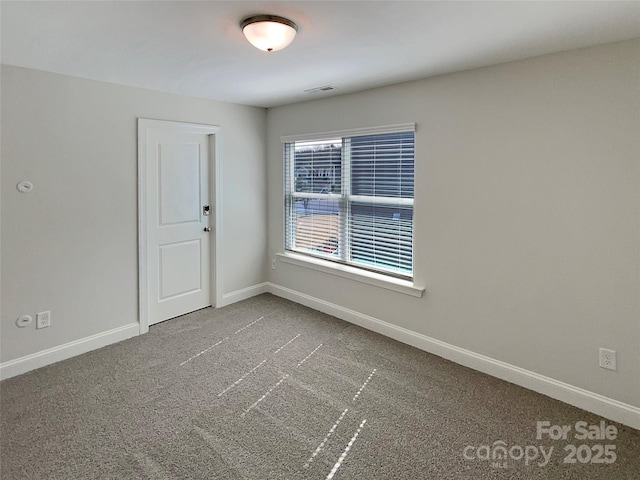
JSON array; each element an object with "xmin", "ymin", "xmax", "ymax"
[{"xmin": 137, "ymin": 118, "xmax": 222, "ymax": 334}]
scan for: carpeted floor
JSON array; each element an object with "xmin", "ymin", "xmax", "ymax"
[{"xmin": 1, "ymin": 293, "xmax": 638, "ymax": 479}]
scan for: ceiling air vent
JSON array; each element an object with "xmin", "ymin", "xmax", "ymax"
[{"xmin": 304, "ymin": 85, "xmax": 336, "ymax": 94}]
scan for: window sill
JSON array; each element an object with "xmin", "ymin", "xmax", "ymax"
[{"xmin": 276, "ymin": 253, "xmax": 424, "ymax": 298}]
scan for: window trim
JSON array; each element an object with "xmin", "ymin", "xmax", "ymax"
[
  {"xmin": 283, "ymin": 123, "xmax": 416, "ymax": 280},
  {"xmin": 277, "ymin": 252, "xmax": 424, "ymax": 298},
  {"xmin": 281, "ymin": 123, "xmax": 415, "ymax": 144}
]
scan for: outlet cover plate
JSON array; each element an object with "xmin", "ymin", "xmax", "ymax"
[
  {"xmin": 599, "ymin": 348, "xmax": 617, "ymax": 371},
  {"xmin": 36, "ymin": 311, "xmax": 51, "ymax": 329}
]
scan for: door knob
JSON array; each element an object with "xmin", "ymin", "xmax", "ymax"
[{"xmin": 204, "ymin": 227, "xmax": 211, "ymax": 232}]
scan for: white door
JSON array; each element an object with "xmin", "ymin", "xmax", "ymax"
[{"xmin": 142, "ymin": 121, "xmax": 214, "ymax": 326}]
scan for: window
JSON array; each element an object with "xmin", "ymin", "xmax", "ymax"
[{"xmin": 284, "ymin": 124, "xmax": 415, "ymax": 279}]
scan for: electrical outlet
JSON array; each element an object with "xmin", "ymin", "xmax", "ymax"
[
  {"xmin": 271, "ymin": 258, "xmax": 276, "ymax": 270},
  {"xmin": 599, "ymin": 348, "xmax": 616, "ymax": 371},
  {"xmin": 36, "ymin": 311, "xmax": 51, "ymax": 329}
]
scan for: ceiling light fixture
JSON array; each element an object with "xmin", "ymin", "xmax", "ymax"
[{"xmin": 241, "ymin": 15, "xmax": 298, "ymax": 52}]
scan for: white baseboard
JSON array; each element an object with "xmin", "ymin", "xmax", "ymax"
[
  {"xmin": 0, "ymin": 323, "xmax": 139, "ymax": 381},
  {"xmin": 0, "ymin": 282, "xmax": 269, "ymax": 381},
  {"xmin": 267, "ymin": 282, "xmax": 640, "ymax": 430},
  {"xmin": 218, "ymin": 282, "xmax": 269, "ymax": 308}
]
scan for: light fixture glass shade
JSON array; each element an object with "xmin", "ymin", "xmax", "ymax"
[{"xmin": 241, "ymin": 15, "xmax": 298, "ymax": 52}]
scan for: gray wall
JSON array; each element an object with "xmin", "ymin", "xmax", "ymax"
[
  {"xmin": 267, "ymin": 40, "xmax": 640, "ymax": 407},
  {"xmin": 1, "ymin": 66, "xmax": 267, "ymax": 362}
]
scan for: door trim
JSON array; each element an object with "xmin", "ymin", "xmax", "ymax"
[{"xmin": 137, "ymin": 118, "xmax": 222, "ymax": 334}]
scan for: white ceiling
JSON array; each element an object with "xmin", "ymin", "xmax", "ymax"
[{"xmin": 2, "ymin": 1, "xmax": 639, "ymax": 108}]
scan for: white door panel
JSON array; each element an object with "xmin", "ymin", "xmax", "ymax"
[
  {"xmin": 144, "ymin": 125, "xmax": 212, "ymax": 325},
  {"xmin": 158, "ymin": 240, "xmax": 202, "ymax": 300},
  {"xmin": 159, "ymin": 143, "xmax": 201, "ymax": 225}
]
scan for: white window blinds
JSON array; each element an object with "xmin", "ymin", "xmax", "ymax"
[{"xmin": 284, "ymin": 125, "xmax": 414, "ymax": 278}]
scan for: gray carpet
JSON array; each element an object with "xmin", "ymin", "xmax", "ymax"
[{"xmin": 1, "ymin": 294, "xmax": 638, "ymax": 479}]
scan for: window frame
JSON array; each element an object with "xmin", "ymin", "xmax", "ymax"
[{"xmin": 282, "ymin": 123, "xmax": 416, "ymax": 282}]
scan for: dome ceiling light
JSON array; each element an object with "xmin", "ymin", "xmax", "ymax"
[{"xmin": 240, "ymin": 15, "xmax": 298, "ymax": 52}]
